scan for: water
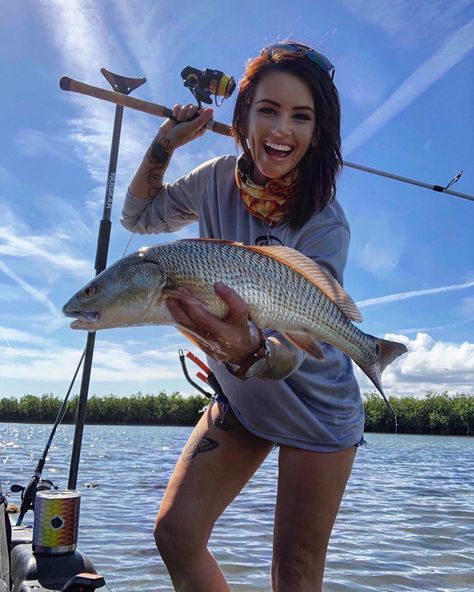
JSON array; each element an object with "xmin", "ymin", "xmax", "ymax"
[{"xmin": 1, "ymin": 424, "xmax": 473, "ymax": 591}]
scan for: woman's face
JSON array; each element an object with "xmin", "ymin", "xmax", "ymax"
[{"xmin": 246, "ymin": 70, "xmax": 316, "ymax": 185}]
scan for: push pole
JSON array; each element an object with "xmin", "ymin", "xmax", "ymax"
[{"xmin": 67, "ymin": 69, "xmax": 146, "ymax": 490}]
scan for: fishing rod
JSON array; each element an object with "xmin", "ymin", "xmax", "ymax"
[
  {"xmin": 12, "ymin": 351, "xmax": 85, "ymax": 526},
  {"xmin": 59, "ymin": 75, "xmax": 473, "ymax": 203}
]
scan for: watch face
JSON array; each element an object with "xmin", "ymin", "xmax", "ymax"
[{"xmin": 244, "ymin": 356, "xmax": 268, "ymax": 379}]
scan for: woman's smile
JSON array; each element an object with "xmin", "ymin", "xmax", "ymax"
[{"xmin": 247, "ymin": 70, "xmax": 316, "ymax": 184}]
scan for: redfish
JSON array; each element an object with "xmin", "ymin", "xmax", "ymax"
[{"xmin": 63, "ymin": 239, "xmax": 407, "ymax": 399}]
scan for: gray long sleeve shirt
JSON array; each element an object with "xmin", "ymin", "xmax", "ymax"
[{"xmin": 121, "ymin": 155, "xmax": 364, "ymax": 451}]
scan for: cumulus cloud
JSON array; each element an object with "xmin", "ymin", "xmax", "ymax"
[{"xmin": 356, "ymin": 332, "xmax": 474, "ymax": 396}]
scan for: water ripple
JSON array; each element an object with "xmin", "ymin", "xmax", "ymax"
[{"xmin": 1, "ymin": 425, "xmax": 473, "ymax": 591}]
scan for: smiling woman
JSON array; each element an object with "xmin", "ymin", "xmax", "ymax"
[{"xmin": 118, "ymin": 41, "xmax": 407, "ymax": 592}]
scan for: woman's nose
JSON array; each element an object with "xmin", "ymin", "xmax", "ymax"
[{"xmin": 271, "ymin": 116, "xmax": 291, "ymax": 136}]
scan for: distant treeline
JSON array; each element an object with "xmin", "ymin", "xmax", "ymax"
[{"xmin": 0, "ymin": 392, "xmax": 473, "ymax": 435}]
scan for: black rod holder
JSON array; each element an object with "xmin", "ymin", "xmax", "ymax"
[{"xmin": 67, "ymin": 69, "xmax": 146, "ymax": 490}]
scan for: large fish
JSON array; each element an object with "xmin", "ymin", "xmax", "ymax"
[{"xmin": 63, "ymin": 238, "xmax": 407, "ymax": 400}]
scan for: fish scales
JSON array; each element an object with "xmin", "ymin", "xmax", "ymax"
[{"xmin": 151, "ymin": 241, "xmax": 374, "ymax": 362}]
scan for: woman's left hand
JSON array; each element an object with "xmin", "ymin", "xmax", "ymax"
[{"xmin": 166, "ymin": 282, "xmax": 261, "ymax": 363}]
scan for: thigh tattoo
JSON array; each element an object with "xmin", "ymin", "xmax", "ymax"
[{"xmin": 181, "ymin": 432, "xmax": 219, "ymax": 463}]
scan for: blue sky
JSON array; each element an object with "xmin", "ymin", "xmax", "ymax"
[{"xmin": 1, "ymin": 0, "xmax": 473, "ymax": 399}]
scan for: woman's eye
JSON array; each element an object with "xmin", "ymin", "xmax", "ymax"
[
  {"xmin": 293, "ymin": 113, "xmax": 312, "ymax": 121},
  {"xmin": 258, "ymin": 107, "xmax": 275, "ymax": 115}
]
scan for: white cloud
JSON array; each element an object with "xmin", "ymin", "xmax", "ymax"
[
  {"xmin": 0, "ymin": 261, "xmax": 62, "ymax": 323},
  {"xmin": 0, "ymin": 326, "xmax": 53, "ymax": 347},
  {"xmin": 343, "ymin": 19, "xmax": 474, "ymax": 155},
  {"xmin": 14, "ymin": 129, "xmax": 75, "ymax": 163},
  {"xmin": 358, "ymin": 238, "xmax": 401, "ymax": 276},
  {"xmin": 460, "ymin": 297, "xmax": 474, "ymax": 317},
  {"xmin": 339, "ymin": 0, "xmax": 472, "ymax": 47},
  {"xmin": 0, "ymin": 204, "xmax": 92, "ymax": 278},
  {"xmin": 397, "ymin": 318, "xmax": 474, "ymax": 335},
  {"xmin": 357, "ymin": 279, "xmax": 474, "ymax": 307},
  {"xmin": 0, "ymin": 339, "xmax": 185, "ymax": 383},
  {"xmin": 356, "ymin": 332, "xmax": 474, "ymax": 396}
]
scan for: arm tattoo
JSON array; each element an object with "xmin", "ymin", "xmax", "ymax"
[
  {"xmin": 146, "ymin": 136, "xmax": 172, "ymax": 198},
  {"xmin": 181, "ymin": 433, "xmax": 219, "ymax": 463}
]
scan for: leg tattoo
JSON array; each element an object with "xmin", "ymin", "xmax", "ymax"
[{"xmin": 181, "ymin": 433, "xmax": 219, "ymax": 463}]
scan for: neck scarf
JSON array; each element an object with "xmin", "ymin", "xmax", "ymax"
[{"xmin": 234, "ymin": 154, "xmax": 299, "ymax": 225}]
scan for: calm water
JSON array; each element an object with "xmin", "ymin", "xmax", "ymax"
[{"xmin": 1, "ymin": 423, "xmax": 473, "ymax": 591}]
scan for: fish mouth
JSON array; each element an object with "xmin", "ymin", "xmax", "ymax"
[{"xmin": 64, "ymin": 310, "xmax": 100, "ymax": 330}]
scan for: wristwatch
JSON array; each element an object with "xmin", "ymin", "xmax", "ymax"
[{"xmin": 225, "ymin": 328, "xmax": 270, "ymax": 380}]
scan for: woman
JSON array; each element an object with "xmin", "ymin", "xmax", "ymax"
[{"xmin": 121, "ymin": 42, "xmax": 364, "ymax": 592}]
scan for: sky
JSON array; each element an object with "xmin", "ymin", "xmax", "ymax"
[{"xmin": 1, "ymin": 0, "xmax": 473, "ymax": 400}]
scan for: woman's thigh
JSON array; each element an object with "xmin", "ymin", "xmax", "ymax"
[
  {"xmin": 272, "ymin": 445, "xmax": 356, "ymax": 589},
  {"xmin": 155, "ymin": 400, "xmax": 274, "ymax": 546}
]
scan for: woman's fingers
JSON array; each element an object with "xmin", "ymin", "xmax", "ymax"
[
  {"xmin": 213, "ymin": 282, "xmax": 250, "ymax": 328},
  {"xmin": 166, "ymin": 284, "xmax": 261, "ymax": 364},
  {"xmin": 163, "ymin": 106, "xmax": 213, "ymax": 149}
]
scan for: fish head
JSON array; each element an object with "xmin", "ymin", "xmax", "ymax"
[{"xmin": 62, "ymin": 250, "xmax": 168, "ymax": 331}]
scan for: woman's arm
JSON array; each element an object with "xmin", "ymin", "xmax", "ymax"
[{"xmin": 128, "ymin": 104, "xmax": 214, "ymax": 200}]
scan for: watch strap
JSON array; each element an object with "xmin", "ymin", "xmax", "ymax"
[{"xmin": 225, "ymin": 328, "xmax": 269, "ymax": 380}]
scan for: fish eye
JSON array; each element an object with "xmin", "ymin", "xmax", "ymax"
[{"xmin": 82, "ymin": 285, "xmax": 96, "ymax": 297}]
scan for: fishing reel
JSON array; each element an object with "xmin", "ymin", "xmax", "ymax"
[{"xmin": 181, "ymin": 65, "xmax": 236, "ymax": 108}]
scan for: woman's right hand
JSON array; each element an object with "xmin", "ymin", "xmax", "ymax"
[{"xmin": 159, "ymin": 104, "xmax": 214, "ymax": 149}]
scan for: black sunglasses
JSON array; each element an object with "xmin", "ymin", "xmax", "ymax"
[{"xmin": 262, "ymin": 43, "xmax": 335, "ymax": 80}]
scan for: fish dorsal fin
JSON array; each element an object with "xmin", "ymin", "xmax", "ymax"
[{"xmin": 242, "ymin": 244, "xmax": 363, "ymax": 323}]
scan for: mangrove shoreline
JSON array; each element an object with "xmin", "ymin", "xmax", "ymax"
[{"xmin": 0, "ymin": 392, "xmax": 473, "ymax": 435}]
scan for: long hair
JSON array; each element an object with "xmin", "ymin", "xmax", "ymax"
[{"xmin": 232, "ymin": 44, "xmax": 342, "ymax": 228}]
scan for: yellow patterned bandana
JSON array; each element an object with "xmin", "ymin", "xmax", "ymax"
[{"xmin": 235, "ymin": 154, "xmax": 299, "ymax": 225}]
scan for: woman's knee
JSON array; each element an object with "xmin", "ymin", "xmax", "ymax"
[
  {"xmin": 271, "ymin": 544, "xmax": 325, "ymax": 591},
  {"xmin": 154, "ymin": 512, "xmax": 199, "ymax": 559}
]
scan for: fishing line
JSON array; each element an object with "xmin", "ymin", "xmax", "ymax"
[
  {"xmin": 121, "ymin": 232, "xmax": 134, "ymax": 257},
  {"xmin": 13, "ymin": 348, "xmax": 86, "ymax": 525}
]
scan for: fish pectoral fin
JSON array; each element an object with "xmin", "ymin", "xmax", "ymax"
[
  {"xmin": 283, "ymin": 332, "xmax": 325, "ymax": 360},
  {"xmin": 162, "ymin": 288, "xmax": 182, "ymax": 299},
  {"xmin": 176, "ymin": 326, "xmax": 228, "ymax": 359}
]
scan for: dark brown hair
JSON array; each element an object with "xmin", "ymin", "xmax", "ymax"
[{"xmin": 232, "ymin": 43, "xmax": 343, "ymax": 228}]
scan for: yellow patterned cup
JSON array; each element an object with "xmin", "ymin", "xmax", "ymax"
[{"xmin": 33, "ymin": 490, "xmax": 81, "ymax": 554}]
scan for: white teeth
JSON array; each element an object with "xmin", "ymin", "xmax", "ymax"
[{"xmin": 264, "ymin": 141, "xmax": 292, "ymax": 152}]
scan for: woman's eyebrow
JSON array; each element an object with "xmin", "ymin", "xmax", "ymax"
[{"xmin": 255, "ymin": 99, "xmax": 315, "ymax": 113}]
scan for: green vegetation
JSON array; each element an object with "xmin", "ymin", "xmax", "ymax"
[
  {"xmin": 363, "ymin": 392, "xmax": 473, "ymax": 435},
  {"xmin": 0, "ymin": 392, "xmax": 473, "ymax": 435},
  {"xmin": 0, "ymin": 392, "xmax": 208, "ymax": 427}
]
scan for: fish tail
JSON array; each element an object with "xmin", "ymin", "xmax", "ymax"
[{"xmin": 359, "ymin": 337, "xmax": 407, "ymax": 433}]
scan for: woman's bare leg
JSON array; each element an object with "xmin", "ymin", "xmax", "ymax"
[
  {"xmin": 154, "ymin": 402, "xmax": 274, "ymax": 592},
  {"xmin": 271, "ymin": 445, "xmax": 356, "ymax": 592}
]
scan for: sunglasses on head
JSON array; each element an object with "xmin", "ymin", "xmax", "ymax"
[{"xmin": 262, "ymin": 43, "xmax": 335, "ymax": 80}]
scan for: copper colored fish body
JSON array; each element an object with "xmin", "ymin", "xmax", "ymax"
[{"xmin": 63, "ymin": 239, "xmax": 407, "ymax": 398}]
